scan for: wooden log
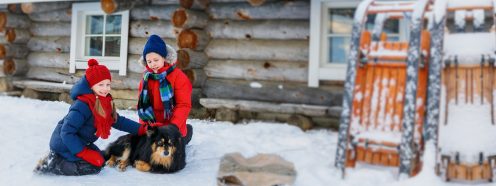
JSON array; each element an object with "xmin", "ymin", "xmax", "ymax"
[
  {"xmin": 111, "ymin": 89, "xmax": 138, "ymax": 100},
  {"xmin": 172, "ymin": 8, "xmax": 208, "ymax": 29},
  {"xmin": 3, "ymin": 58, "xmax": 27, "ymax": 76},
  {"xmin": 179, "ymin": 0, "xmax": 209, "ymax": 10},
  {"xmin": 113, "ymin": 99, "xmax": 138, "ymax": 110},
  {"xmin": 130, "ymin": 20, "xmax": 179, "ymax": 38},
  {"xmin": 199, "ymin": 98, "xmax": 335, "ymax": 117},
  {"xmin": 288, "ymin": 114, "xmax": 314, "ymax": 131},
  {"xmin": 27, "ymin": 52, "xmax": 69, "ymax": 69},
  {"xmin": 22, "ymin": 88, "xmax": 41, "ymax": 99},
  {"xmin": 204, "ymin": 78, "xmax": 343, "ymax": 106},
  {"xmin": 177, "ymin": 48, "xmax": 207, "ymax": 69},
  {"xmin": 0, "ymin": 64, "xmax": 4, "ymax": 77},
  {"xmin": 207, "ymin": 1, "xmax": 309, "ymax": 20},
  {"xmin": 0, "ymin": 44, "xmax": 29, "ymax": 59},
  {"xmin": 30, "ymin": 22, "xmax": 71, "ymax": 36},
  {"xmin": 12, "ymin": 80, "xmax": 72, "ymax": 93},
  {"xmin": 127, "ymin": 54, "xmax": 145, "ymax": 73},
  {"xmin": 184, "ymin": 68, "xmax": 206, "ymax": 88},
  {"xmin": 191, "ymin": 88, "xmax": 203, "ymax": 108},
  {"xmin": 100, "ymin": 0, "xmax": 141, "ymax": 14},
  {"xmin": 26, "ymin": 66, "xmax": 143, "ymax": 89},
  {"xmin": 204, "ymin": 59, "xmax": 307, "ymax": 82},
  {"xmin": 128, "ymin": 37, "xmax": 177, "ymax": 55},
  {"xmin": 28, "ymin": 9, "xmax": 71, "ymax": 22},
  {"xmin": 151, "ymin": 0, "xmax": 180, "ymax": 5},
  {"xmin": 0, "ymin": 12, "xmax": 31, "ymax": 32},
  {"xmin": 21, "ymin": 2, "xmax": 71, "ymax": 14},
  {"xmin": 177, "ymin": 28, "xmax": 210, "ymax": 51},
  {"xmin": 207, "ymin": 20, "xmax": 309, "ymax": 40},
  {"xmin": 0, "ymin": 77, "xmax": 12, "ymax": 91},
  {"xmin": 59, "ymin": 92, "xmax": 73, "ymax": 104},
  {"xmin": 5, "ymin": 28, "xmax": 31, "ymax": 44},
  {"xmin": 215, "ymin": 108, "xmax": 239, "ymax": 123},
  {"xmin": 210, "ymin": 0, "xmax": 276, "ymax": 6},
  {"xmin": 7, "ymin": 4, "xmax": 23, "ymax": 14},
  {"xmin": 27, "ymin": 36, "xmax": 70, "ymax": 53},
  {"xmin": 130, "ymin": 5, "xmax": 178, "ymax": 21},
  {"xmin": 206, "ymin": 39, "xmax": 308, "ymax": 61}
]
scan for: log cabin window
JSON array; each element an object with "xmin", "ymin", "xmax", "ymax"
[
  {"xmin": 69, "ymin": 2, "xmax": 129, "ymax": 76},
  {"xmin": 308, "ymin": 0, "xmax": 407, "ymax": 87}
]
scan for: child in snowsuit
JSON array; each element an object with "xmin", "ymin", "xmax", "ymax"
[
  {"xmin": 35, "ymin": 59, "xmax": 148, "ymax": 176},
  {"xmin": 137, "ymin": 34, "xmax": 193, "ymax": 144}
]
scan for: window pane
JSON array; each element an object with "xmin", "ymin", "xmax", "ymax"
[
  {"xmin": 328, "ymin": 8, "xmax": 354, "ymax": 34},
  {"xmin": 106, "ymin": 15, "xmax": 121, "ymax": 34},
  {"xmin": 86, "ymin": 15, "xmax": 103, "ymax": 35},
  {"xmin": 105, "ymin": 37, "xmax": 121, "ymax": 57},
  {"xmin": 85, "ymin": 37, "xmax": 103, "ymax": 56},
  {"xmin": 328, "ymin": 36, "xmax": 351, "ymax": 64},
  {"xmin": 383, "ymin": 19, "xmax": 400, "ymax": 34}
]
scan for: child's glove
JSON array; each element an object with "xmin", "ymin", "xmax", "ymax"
[{"xmin": 76, "ymin": 147, "xmax": 104, "ymax": 167}]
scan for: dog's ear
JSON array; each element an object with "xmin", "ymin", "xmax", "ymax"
[{"xmin": 146, "ymin": 126, "xmax": 158, "ymax": 137}]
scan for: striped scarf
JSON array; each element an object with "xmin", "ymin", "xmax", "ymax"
[{"xmin": 137, "ymin": 65, "xmax": 176, "ymax": 123}]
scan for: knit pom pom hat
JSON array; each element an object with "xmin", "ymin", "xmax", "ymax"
[{"xmin": 85, "ymin": 59, "xmax": 111, "ymax": 87}]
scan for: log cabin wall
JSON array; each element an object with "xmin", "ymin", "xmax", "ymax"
[
  {"xmin": 173, "ymin": 0, "xmax": 343, "ymax": 129},
  {"xmin": 0, "ymin": 0, "xmax": 344, "ymax": 129}
]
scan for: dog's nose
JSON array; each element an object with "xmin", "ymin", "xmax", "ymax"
[{"xmin": 163, "ymin": 151, "xmax": 169, "ymax": 156}]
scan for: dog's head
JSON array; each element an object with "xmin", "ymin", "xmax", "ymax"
[{"xmin": 146, "ymin": 125, "xmax": 184, "ymax": 169}]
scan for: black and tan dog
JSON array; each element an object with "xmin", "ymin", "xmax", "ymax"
[{"xmin": 104, "ymin": 125, "xmax": 186, "ymax": 173}]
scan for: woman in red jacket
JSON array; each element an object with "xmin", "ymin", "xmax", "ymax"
[{"xmin": 137, "ymin": 35, "xmax": 193, "ymax": 144}]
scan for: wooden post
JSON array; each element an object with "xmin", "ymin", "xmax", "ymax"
[
  {"xmin": 177, "ymin": 28, "xmax": 210, "ymax": 51},
  {"xmin": 130, "ymin": 5, "xmax": 178, "ymax": 21},
  {"xmin": 30, "ymin": 22, "xmax": 71, "ymax": 36},
  {"xmin": 5, "ymin": 28, "xmax": 31, "ymax": 44},
  {"xmin": 21, "ymin": 2, "xmax": 71, "ymax": 14},
  {"xmin": 177, "ymin": 48, "xmax": 208, "ymax": 69},
  {"xmin": 0, "ymin": 44, "xmax": 29, "ymax": 59},
  {"xmin": 184, "ymin": 69, "xmax": 207, "ymax": 88},
  {"xmin": 0, "ymin": 12, "xmax": 31, "ymax": 32},
  {"xmin": 206, "ymin": 20, "xmax": 309, "ymax": 40},
  {"xmin": 215, "ymin": 108, "xmax": 239, "ymax": 123},
  {"xmin": 100, "ymin": 0, "xmax": 141, "ymax": 14},
  {"xmin": 27, "ymin": 36, "xmax": 70, "ymax": 53},
  {"xmin": 179, "ymin": 0, "xmax": 209, "ymax": 10},
  {"xmin": 3, "ymin": 58, "xmax": 27, "ymax": 76},
  {"xmin": 28, "ymin": 9, "xmax": 72, "ymax": 22}
]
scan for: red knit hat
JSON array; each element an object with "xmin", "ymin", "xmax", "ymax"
[{"xmin": 86, "ymin": 59, "xmax": 111, "ymax": 87}]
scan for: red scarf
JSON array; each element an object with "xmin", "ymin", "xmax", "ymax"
[{"xmin": 77, "ymin": 94, "xmax": 115, "ymax": 139}]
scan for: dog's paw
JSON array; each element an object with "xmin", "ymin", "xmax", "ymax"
[
  {"xmin": 134, "ymin": 160, "xmax": 151, "ymax": 172},
  {"xmin": 118, "ymin": 162, "xmax": 128, "ymax": 172},
  {"xmin": 106, "ymin": 157, "xmax": 117, "ymax": 168}
]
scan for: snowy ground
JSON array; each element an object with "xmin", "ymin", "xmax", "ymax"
[{"xmin": 0, "ymin": 95, "xmax": 492, "ymax": 186}]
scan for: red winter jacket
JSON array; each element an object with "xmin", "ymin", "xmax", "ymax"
[{"xmin": 138, "ymin": 64, "xmax": 192, "ymax": 137}]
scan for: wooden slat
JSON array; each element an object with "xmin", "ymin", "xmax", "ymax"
[
  {"xmin": 361, "ymin": 64, "xmax": 375, "ymax": 128},
  {"xmin": 371, "ymin": 66, "xmax": 383, "ymax": 129},
  {"xmin": 377, "ymin": 67, "xmax": 390, "ymax": 131},
  {"xmin": 385, "ymin": 68, "xmax": 399, "ymax": 131},
  {"xmin": 351, "ymin": 65, "xmax": 367, "ymax": 127},
  {"xmin": 393, "ymin": 67, "xmax": 406, "ymax": 132}
]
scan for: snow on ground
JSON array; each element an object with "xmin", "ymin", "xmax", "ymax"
[{"xmin": 0, "ymin": 95, "xmax": 493, "ymax": 186}]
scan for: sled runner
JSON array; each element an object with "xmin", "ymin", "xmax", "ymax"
[
  {"xmin": 429, "ymin": 0, "xmax": 496, "ymax": 182},
  {"xmin": 335, "ymin": 0, "xmax": 433, "ymax": 178}
]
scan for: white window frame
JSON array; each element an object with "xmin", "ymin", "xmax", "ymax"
[
  {"xmin": 308, "ymin": 0, "xmax": 408, "ymax": 87},
  {"xmin": 69, "ymin": 2, "xmax": 129, "ymax": 76}
]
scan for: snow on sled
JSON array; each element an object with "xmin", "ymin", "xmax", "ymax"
[
  {"xmin": 430, "ymin": 0, "xmax": 496, "ymax": 182},
  {"xmin": 334, "ymin": 0, "xmax": 433, "ymax": 178}
]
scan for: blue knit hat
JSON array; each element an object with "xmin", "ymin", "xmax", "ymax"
[{"xmin": 142, "ymin": 34, "xmax": 168, "ymax": 61}]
